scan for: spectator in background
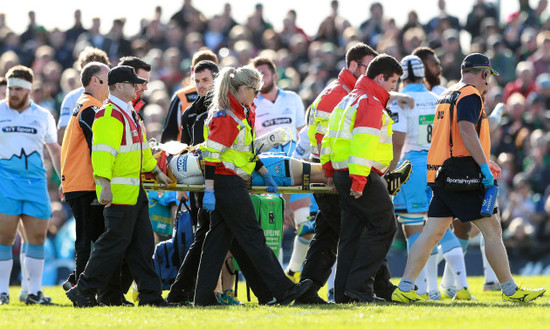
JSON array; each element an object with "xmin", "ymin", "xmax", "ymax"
[
  {"xmin": 56, "ymin": 47, "xmax": 110, "ymax": 145},
  {"xmin": 74, "ymin": 18, "xmax": 105, "ymax": 52},
  {"xmin": 465, "ymin": 0, "xmax": 499, "ymax": 40},
  {"xmin": 359, "ymin": 2, "xmax": 387, "ymax": 49},
  {"xmin": 487, "ymin": 35, "xmax": 517, "ymax": 86},
  {"xmin": 65, "ymin": 10, "xmax": 87, "ymax": 51},
  {"xmin": 437, "ymin": 29, "xmax": 465, "ymax": 82},
  {"xmin": 517, "ymin": 28, "xmax": 538, "ymax": 61},
  {"xmin": 102, "ymin": 19, "xmax": 132, "ymax": 64},
  {"xmin": 528, "ymin": 30, "xmax": 550, "ymax": 77},
  {"xmin": 536, "ymin": 73, "xmax": 550, "ymax": 108},
  {"xmin": 503, "ymin": 61, "xmax": 539, "ymax": 102},
  {"xmin": 425, "ymin": 0, "xmax": 461, "ymax": 35}
]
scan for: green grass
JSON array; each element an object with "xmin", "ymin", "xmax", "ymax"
[{"xmin": 1, "ymin": 276, "xmax": 549, "ymax": 329}]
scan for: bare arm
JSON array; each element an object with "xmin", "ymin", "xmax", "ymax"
[
  {"xmin": 388, "ymin": 92, "xmax": 415, "ymax": 110},
  {"xmin": 458, "ymin": 120, "xmax": 488, "ymax": 166},
  {"xmin": 389, "ymin": 131, "xmax": 406, "ymax": 171},
  {"xmin": 45, "ymin": 142, "xmax": 62, "ymax": 178},
  {"xmin": 57, "ymin": 127, "xmax": 66, "ymax": 146}
]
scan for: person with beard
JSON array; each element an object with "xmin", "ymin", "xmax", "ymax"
[
  {"xmin": 0, "ymin": 65, "xmax": 61, "ymax": 305},
  {"xmin": 412, "ymin": 46, "xmax": 446, "ymax": 95},
  {"xmin": 392, "ymin": 53, "xmax": 546, "ymax": 303}
]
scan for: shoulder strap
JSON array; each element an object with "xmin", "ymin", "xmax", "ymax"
[{"xmin": 444, "ymin": 85, "xmax": 482, "ymax": 157}]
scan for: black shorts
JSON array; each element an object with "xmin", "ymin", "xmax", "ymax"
[{"xmin": 427, "ymin": 185, "xmax": 498, "ymax": 222}]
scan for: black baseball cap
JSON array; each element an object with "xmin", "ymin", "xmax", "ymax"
[
  {"xmin": 108, "ymin": 65, "xmax": 147, "ymax": 86},
  {"xmin": 461, "ymin": 53, "xmax": 499, "ymax": 76}
]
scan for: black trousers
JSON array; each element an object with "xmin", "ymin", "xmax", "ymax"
[
  {"xmin": 300, "ymin": 192, "xmax": 341, "ymax": 291},
  {"xmin": 167, "ymin": 200, "xmax": 272, "ymax": 303},
  {"xmin": 67, "ymin": 192, "xmax": 125, "ymax": 303},
  {"xmin": 333, "ymin": 171, "xmax": 397, "ymax": 302},
  {"xmin": 76, "ymin": 188, "xmax": 162, "ymax": 304},
  {"xmin": 194, "ymin": 175, "xmax": 294, "ymax": 305}
]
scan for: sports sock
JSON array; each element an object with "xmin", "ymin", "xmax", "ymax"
[
  {"xmin": 442, "ymin": 247, "xmax": 468, "ymax": 290},
  {"xmin": 480, "ymin": 236, "xmax": 498, "ymax": 284},
  {"xmin": 20, "ymin": 242, "xmax": 28, "ymax": 294},
  {"xmin": 426, "ymin": 249, "xmax": 439, "ymax": 293},
  {"xmin": 457, "ymin": 238, "xmax": 469, "ymax": 254},
  {"xmin": 440, "ymin": 263, "xmax": 455, "ymax": 289},
  {"xmin": 287, "ymin": 236, "xmax": 310, "ymax": 273},
  {"xmin": 0, "ymin": 244, "xmax": 13, "ymax": 294},
  {"xmin": 25, "ymin": 243, "xmax": 45, "ymax": 296},
  {"xmin": 398, "ymin": 278, "xmax": 415, "ymax": 292},
  {"xmin": 501, "ymin": 279, "xmax": 518, "ymax": 296},
  {"xmin": 405, "ymin": 233, "xmax": 426, "ymax": 294},
  {"xmin": 327, "ymin": 263, "xmax": 336, "ymax": 294}
]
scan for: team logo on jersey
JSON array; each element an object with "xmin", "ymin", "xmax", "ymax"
[
  {"xmin": 2, "ymin": 126, "xmax": 37, "ymax": 134},
  {"xmin": 262, "ymin": 117, "xmax": 292, "ymax": 127},
  {"xmin": 185, "ymin": 92, "xmax": 199, "ymax": 103}
]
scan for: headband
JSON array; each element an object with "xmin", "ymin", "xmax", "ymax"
[{"xmin": 7, "ymin": 77, "xmax": 32, "ymax": 90}]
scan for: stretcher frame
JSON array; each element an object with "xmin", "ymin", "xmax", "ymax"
[{"xmin": 142, "ymin": 182, "xmax": 336, "ymax": 194}]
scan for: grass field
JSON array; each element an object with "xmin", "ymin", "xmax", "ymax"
[{"xmin": 1, "ymin": 276, "xmax": 549, "ymax": 329}]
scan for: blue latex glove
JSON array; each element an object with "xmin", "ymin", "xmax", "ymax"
[
  {"xmin": 479, "ymin": 163, "xmax": 494, "ymax": 187},
  {"xmin": 262, "ymin": 172, "xmax": 278, "ymax": 193},
  {"xmin": 203, "ymin": 190, "xmax": 216, "ymax": 212}
]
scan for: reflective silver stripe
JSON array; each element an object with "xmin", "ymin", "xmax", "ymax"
[
  {"xmin": 111, "ymin": 177, "xmax": 140, "ymax": 185},
  {"xmin": 372, "ymin": 161, "xmax": 387, "ymax": 172},
  {"xmin": 225, "ymin": 109, "xmax": 246, "ymax": 127},
  {"xmin": 92, "ymin": 144, "xmax": 118, "ymax": 157},
  {"xmin": 328, "ymin": 130, "xmax": 352, "ymax": 139},
  {"xmin": 206, "ymin": 140, "xmax": 227, "ymax": 152},
  {"xmin": 235, "ymin": 128, "xmax": 246, "ymax": 146},
  {"xmin": 316, "ymin": 124, "xmax": 328, "ymax": 135},
  {"xmin": 332, "ymin": 160, "xmax": 349, "ymax": 169},
  {"xmin": 320, "ymin": 146, "xmax": 332, "ymax": 157},
  {"xmin": 349, "ymin": 156, "xmax": 373, "ymax": 167},
  {"xmin": 232, "ymin": 144, "xmax": 252, "ymax": 152},
  {"xmin": 222, "ymin": 161, "xmax": 250, "ymax": 180},
  {"xmin": 353, "ymin": 127, "xmax": 380, "ymax": 136},
  {"xmin": 119, "ymin": 143, "xmax": 141, "ymax": 153},
  {"xmin": 141, "ymin": 142, "xmax": 149, "ymax": 150},
  {"xmin": 206, "ymin": 152, "xmax": 222, "ymax": 160},
  {"xmin": 315, "ymin": 110, "xmax": 331, "ymax": 119},
  {"xmin": 342, "ymin": 84, "xmax": 351, "ymax": 93},
  {"xmin": 379, "ymin": 135, "xmax": 393, "ymax": 144}
]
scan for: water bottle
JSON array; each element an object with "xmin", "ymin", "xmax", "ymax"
[{"xmin": 480, "ymin": 181, "xmax": 498, "ymax": 217}]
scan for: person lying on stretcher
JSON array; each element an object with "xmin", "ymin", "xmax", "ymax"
[{"xmin": 151, "ymin": 127, "xmax": 413, "ymax": 194}]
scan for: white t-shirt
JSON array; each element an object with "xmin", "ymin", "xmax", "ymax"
[
  {"xmin": 389, "ymin": 84, "xmax": 439, "ymax": 153},
  {"xmin": 57, "ymin": 87, "xmax": 84, "ymax": 129},
  {"xmin": 0, "ymin": 100, "xmax": 57, "ymax": 179},
  {"xmin": 253, "ymin": 88, "xmax": 306, "ymax": 142},
  {"xmin": 431, "ymin": 85, "xmax": 446, "ymax": 96}
]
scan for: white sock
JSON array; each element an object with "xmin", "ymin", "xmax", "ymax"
[
  {"xmin": 426, "ymin": 253, "xmax": 439, "ymax": 293},
  {"xmin": 328, "ymin": 263, "xmax": 336, "ymax": 292},
  {"xmin": 20, "ymin": 243, "xmax": 28, "ymax": 294},
  {"xmin": 442, "ymin": 247, "xmax": 468, "ymax": 290},
  {"xmin": 440, "ymin": 263, "xmax": 455, "ymax": 288},
  {"xmin": 480, "ymin": 236, "xmax": 498, "ymax": 284},
  {"xmin": 25, "ymin": 257, "xmax": 44, "ymax": 296},
  {"xmin": 416, "ymin": 265, "xmax": 428, "ymax": 295},
  {"xmin": 287, "ymin": 236, "xmax": 310, "ymax": 273},
  {"xmin": 0, "ymin": 260, "xmax": 13, "ymax": 294}
]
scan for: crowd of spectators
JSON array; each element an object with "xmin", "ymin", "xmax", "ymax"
[{"xmin": 2, "ymin": 0, "xmax": 550, "ymax": 281}]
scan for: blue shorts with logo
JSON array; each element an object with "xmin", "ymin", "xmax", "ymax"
[
  {"xmin": 0, "ymin": 177, "xmax": 51, "ymax": 219},
  {"xmin": 251, "ymin": 153, "xmax": 293, "ymax": 187},
  {"xmin": 393, "ymin": 150, "xmax": 431, "ymax": 213}
]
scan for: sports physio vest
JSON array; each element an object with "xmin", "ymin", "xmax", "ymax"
[
  {"xmin": 61, "ymin": 93, "xmax": 101, "ymax": 193},
  {"xmin": 426, "ymin": 83, "xmax": 491, "ymax": 184}
]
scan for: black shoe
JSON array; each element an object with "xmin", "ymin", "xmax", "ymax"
[
  {"xmin": 344, "ymin": 290, "xmax": 386, "ymax": 303},
  {"xmin": 66, "ymin": 288, "xmax": 98, "ymax": 308},
  {"xmin": 166, "ymin": 290, "xmax": 194, "ymax": 305},
  {"xmin": 275, "ymin": 279, "xmax": 313, "ymax": 306},
  {"xmin": 25, "ymin": 291, "xmax": 58, "ymax": 306},
  {"xmin": 139, "ymin": 298, "xmax": 177, "ymax": 307},
  {"xmin": 98, "ymin": 297, "xmax": 135, "ymax": 307},
  {"xmin": 294, "ymin": 288, "xmax": 328, "ymax": 305}
]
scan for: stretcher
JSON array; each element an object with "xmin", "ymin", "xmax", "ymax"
[{"xmin": 142, "ymin": 182, "xmax": 336, "ymax": 194}]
